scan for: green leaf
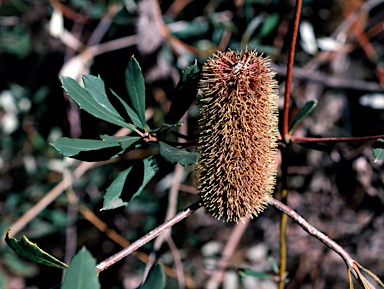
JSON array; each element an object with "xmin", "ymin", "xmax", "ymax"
[
  {"xmin": 237, "ymin": 268, "xmax": 273, "ymax": 280},
  {"xmin": 289, "ymin": 99, "xmax": 318, "ymax": 134},
  {"xmin": 5, "ymin": 229, "xmax": 68, "ymax": 269},
  {"xmin": 139, "ymin": 263, "xmax": 166, "ymax": 289},
  {"xmin": 82, "ymin": 75, "xmax": 122, "ymax": 119},
  {"xmin": 259, "ymin": 13, "xmax": 280, "ymax": 38},
  {"xmin": 373, "ymin": 138, "xmax": 384, "ymax": 160},
  {"xmin": 60, "ymin": 76, "xmax": 136, "ymax": 131},
  {"xmin": 61, "ymin": 248, "xmax": 100, "ymax": 289},
  {"xmin": 139, "ymin": 156, "xmax": 159, "ymax": 193},
  {"xmin": 166, "ymin": 63, "xmax": 200, "ymax": 124},
  {"xmin": 159, "ymin": 142, "xmax": 199, "ymax": 166},
  {"xmin": 110, "ymin": 89, "xmax": 143, "ymax": 129},
  {"xmin": 101, "ymin": 166, "xmax": 132, "ymax": 210},
  {"xmin": 101, "ymin": 156, "xmax": 159, "ymax": 210},
  {"xmin": 125, "ymin": 56, "xmax": 147, "ymax": 128},
  {"xmin": 52, "ymin": 137, "xmax": 120, "ymax": 157},
  {"xmin": 100, "ymin": 135, "xmax": 141, "ymax": 150}
]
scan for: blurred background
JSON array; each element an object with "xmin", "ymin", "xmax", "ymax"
[{"xmin": 1, "ymin": 0, "xmax": 384, "ymax": 288}]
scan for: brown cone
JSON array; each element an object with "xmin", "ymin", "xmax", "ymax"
[{"xmin": 196, "ymin": 49, "xmax": 279, "ymax": 222}]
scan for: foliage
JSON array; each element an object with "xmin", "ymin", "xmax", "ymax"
[
  {"xmin": 138, "ymin": 263, "xmax": 166, "ymax": 289},
  {"xmin": 373, "ymin": 138, "xmax": 384, "ymax": 161},
  {"xmin": 61, "ymin": 248, "xmax": 100, "ymax": 289},
  {"xmin": 54, "ymin": 56, "xmax": 199, "ymax": 211},
  {"xmin": 5, "ymin": 230, "xmax": 68, "ymax": 270},
  {"xmin": 101, "ymin": 155, "xmax": 159, "ymax": 210}
]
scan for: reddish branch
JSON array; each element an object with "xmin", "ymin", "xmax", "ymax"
[
  {"xmin": 282, "ymin": 0, "xmax": 303, "ymax": 141},
  {"xmin": 291, "ymin": 134, "xmax": 384, "ymax": 143}
]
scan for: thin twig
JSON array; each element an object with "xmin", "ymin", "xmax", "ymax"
[
  {"xmin": 291, "ymin": 134, "xmax": 384, "ymax": 143},
  {"xmin": 166, "ymin": 235, "xmax": 186, "ymax": 289},
  {"xmin": 88, "ymin": 35, "xmax": 137, "ymax": 57},
  {"xmin": 282, "ymin": 0, "xmax": 302, "ymax": 141},
  {"xmin": 96, "ymin": 202, "xmax": 201, "ymax": 273},
  {"xmin": 268, "ymin": 197, "xmax": 358, "ymax": 279},
  {"xmin": 206, "ymin": 218, "xmax": 250, "ymax": 289},
  {"xmin": 87, "ymin": 3, "xmax": 123, "ymax": 47}
]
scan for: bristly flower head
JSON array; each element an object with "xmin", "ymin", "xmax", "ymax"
[{"xmin": 196, "ymin": 49, "xmax": 279, "ymax": 222}]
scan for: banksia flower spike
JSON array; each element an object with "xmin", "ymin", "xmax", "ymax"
[{"xmin": 196, "ymin": 49, "xmax": 279, "ymax": 222}]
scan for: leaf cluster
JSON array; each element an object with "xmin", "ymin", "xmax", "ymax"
[{"xmin": 53, "ymin": 56, "xmax": 200, "ymax": 211}]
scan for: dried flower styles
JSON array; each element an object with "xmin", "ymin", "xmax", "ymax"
[{"xmin": 196, "ymin": 49, "xmax": 279, "ymax": 222}]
